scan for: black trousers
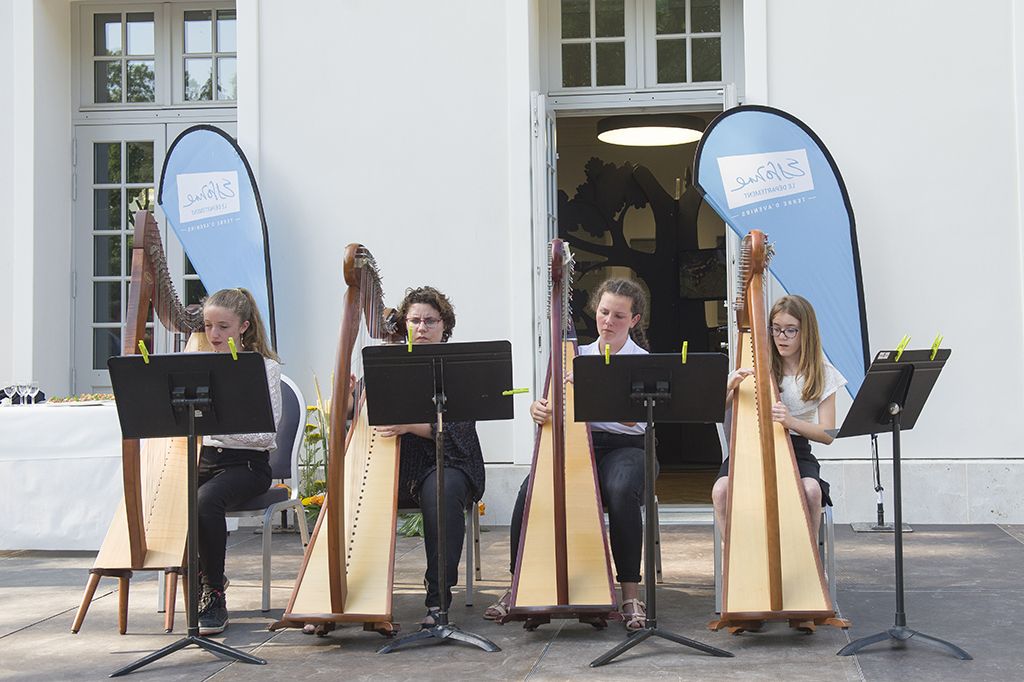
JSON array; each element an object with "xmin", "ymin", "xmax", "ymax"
[
  {"xmin": 510, "ymin": 432, "xmax": 653, "ymax": 585},
  {"xmin": 399, "ymin": 467, "xmax": 472, "ymax": 610},
  {"xmin": 197, "ymin": 446, "xmax": 272, "ymax": 590}
]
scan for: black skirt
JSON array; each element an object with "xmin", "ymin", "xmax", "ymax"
[{"xmin": 717, "ymin": 434, "xmax": 831, "ymax": 506}]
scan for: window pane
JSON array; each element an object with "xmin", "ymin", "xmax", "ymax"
[
  {"xmin": 126, "ymin": 60, "xmax": 155, "ymax": 102},
  {"xmin": 656, "ymin": 0, "xmax": 686, "ymax": 34},
  {"xmin": 217, "ymin": 57, "xmax": 237, "ymax": 100},
  {"xmin": 185, "ymin": 58, "xmax": 213, "ymax": 100},
  {"xmin": 127, "ymin": 142, "xmax": 154, "ymax": 183},
  {"xmin": 94, "ymin": 282, "xmax": 121, "ymax": 323},
  {"xmin": 127, "ymin": 187, "xmax": 154, "ymax": 214},
  {"xmin": 691, "ymin": 0, "xmax": 721, "ymax": 33},
  {"xmin": 185, "ymin": 279, "xmax": 207, "ymax": 306},
  {"xmin": 93, "ymin": 143, "xmax": 121, "ymax": 184},
  {"xmin": 126, "ymin": 233, "xmax": 136, "ymax": 273},
  {"xmin": 94, "ymin": 235, "xmax": 122, "ymax": 277},
  {"xmin": 596, "ymin": 41, "xmax": 625, "ymax": 86},
  {"xmin": 184, "ymin": 10, "xmax": 213, "ymax": 53},
  {"xmin": 94, "ymin": 61, "xmax": 122, "ymax": 103},
  {"xmin": 561, "ymin": 0, "xmax": 590, "ymax": 39},
  {"xmin": 126, "ymin": 13, "xmax": 154, "ymax": 55},
  {"xmin": 217, "ymin": 9, "xmax": 237, "ymax": 52},
  {"xmin": 93, "ymin": 328, "xmax": 121, "ymax": 369},
  {"xmin": 93, "ymin": 190, "xmax": 121, "ymax": 232},
  {"xmin": 561, "ymin": 43, "xmax": 591, "ymax": 87},
  {"xmin": 595, "ymin": 0, "xmax": 624, "ymax": 37},
  {"xmin": 656, "ymin": 38, "xmax": 687, "ymax": 83},
  {"xmin": 692, "ymin": 37, "xmax": 721, "ymax": 81},
  {"xmin": 94, "ymin": 13, "xmax": 122, "ymax": 57}
]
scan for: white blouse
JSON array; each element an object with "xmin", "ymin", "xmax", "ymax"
[{"xmin": 778, "ymin": 360, "xmax": 846, "ymax": 427}]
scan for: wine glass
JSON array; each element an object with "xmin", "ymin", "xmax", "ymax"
[
  {"xmin": 28, "ymin": 381, "xmax": 40, "ymax": 405},
  {"xmin": 16, "ymin": 383, "xmax": 29, "ymax": 406},
  {"xmin": 2, "ymin": 384, "xmax": 14, "ymax": 405}
]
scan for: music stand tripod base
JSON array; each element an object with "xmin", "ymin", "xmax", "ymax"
[{"xmin": 838, "ymin": 625, "xmax": 972, "ymax": 660}]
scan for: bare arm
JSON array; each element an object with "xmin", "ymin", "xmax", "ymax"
[
  {"xmin": 375, "ymin": 423, "xmax": 433, "ymax": 439},
  {"xmin": 772, "ymin": 392, "xmax": 837, "ymax": 445}
]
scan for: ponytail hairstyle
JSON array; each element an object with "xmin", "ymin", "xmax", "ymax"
[
  {"xmin": 395, "ymin": 286, "xmax": 457, "ymax": 342},
  {"xmin": 202, "ymin": 288, "xmax": 280, "ymax": 362},
  {"xmin": 589, "ymin": 277, "xmax": 650, "ymax": 350},
  {"xmin": 769, "ymin": 294, "xmax": 824, "ymax": 402}
]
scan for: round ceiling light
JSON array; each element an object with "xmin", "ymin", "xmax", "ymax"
[{"xmin": 596, "ymin": 114, "xmax": 705, "ymax": 146}]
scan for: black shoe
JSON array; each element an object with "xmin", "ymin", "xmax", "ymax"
[{"xmin": 198, "ymin": 589, "xmax": 228, "ymax": 636}]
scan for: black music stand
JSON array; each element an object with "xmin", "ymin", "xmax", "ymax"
[
  {"xmin": 106, "ymin": 351, "xmax": 274, "ymax": 677},
  {"xmin": 575, "ymin": 353, "xmax": 734, "ymax": 666},
  {"xmin": 834, "ymin": 348, "xmax": 970, "ymax": 660},
  {"xmin": 362, "ymin": 340, "xmax": 513, "ymax": 654}
]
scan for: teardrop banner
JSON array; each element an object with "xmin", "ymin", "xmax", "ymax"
[
  {"xmin": 693, "ymin": 105, "xmax": 869, "ymax": 395},
  {"xmin": 157, "ymin": 125, "xmax": 277, "ymax": 347}
]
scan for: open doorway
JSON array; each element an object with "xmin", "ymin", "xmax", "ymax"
[{"xmin": 555, "ymin": 113, "xmax": 727, "ymax": 505}]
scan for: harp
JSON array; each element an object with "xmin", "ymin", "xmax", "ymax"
[
  {"xmin": 711, "ymin": 230, "xmax": 844, "ymax": 632},
  {"xmin": 72, "ymin": 210, "xmax": 211, "ymax": 634},
  {"xmin": 500, "ymin": 238, "xmax": 617, "ymax": 629},
  {"xmin": 271, "ymin": 244, "xmax": 401, "ymax": 635}
]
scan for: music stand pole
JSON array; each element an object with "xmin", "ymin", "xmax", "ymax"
[
  {"xmin": 110, "ymin": 397, "xmax": 266, "ymax": 677},
  {"xmin": 838, "ymin": 395, "xmax": 971, "ymax": 660},
  {"xmin": 377, "ymin": 356, "xmax": 500, "ymax": 654},
  {"xmin": 591, "ymin": 394, "xmax": 732, "ymax": 667}
]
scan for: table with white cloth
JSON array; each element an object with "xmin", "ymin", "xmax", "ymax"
[{"xmin": 0, "ymin": 403, "xmax": 124, "ymax": 551}]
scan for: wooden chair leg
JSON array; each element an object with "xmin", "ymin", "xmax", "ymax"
[
  {"xmin": 71, "ymin": 572, "xmax": 102, "ymax": 633},
  {"xmin": 164, "ymin": 571, "xmax": 179, "ymax": 632},
  {"xmin": 117, "ymin": 575, "xmax": 130, "ymax": 634}
]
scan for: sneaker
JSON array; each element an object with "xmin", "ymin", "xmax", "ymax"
[{"xmin": 198, "ymin": 588, "xmax": 228, "ymax": 636}]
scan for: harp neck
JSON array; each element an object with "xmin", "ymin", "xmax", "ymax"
[{"xmin": 124, "ymin": 210, "xmax": 203, "ymax": 356}]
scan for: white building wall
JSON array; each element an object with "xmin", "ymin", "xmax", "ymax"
[
  {"xmin": 0, "ymin": 1, "xmax": 15, "ymax": 384},
  {"xmin": 252, "ymin": 0, "xmax": 537, "ymax": 522},
  {"xmin": 758, "ymin": 0, "xmax": 1024, "ymax": 522}
]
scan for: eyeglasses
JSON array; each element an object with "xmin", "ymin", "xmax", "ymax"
[
  {"xmin": 770, "ymin": 325, "xmax": 800, "ymax": 339},
  {"xmin": 407, "ymin": 317, "xmax": 442, "ymax": 329}
]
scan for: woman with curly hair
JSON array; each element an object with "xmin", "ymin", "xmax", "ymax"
[{"xmin": 375, "ymin": 286, "xmax": 485, "ymax": 628}]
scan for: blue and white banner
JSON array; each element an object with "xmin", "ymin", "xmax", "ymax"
[
  {"xmin": 693, "ymin": 106, "xmax": 869, "ymax": 395},
  {"xmin": 158, "ymin": 125, "xmax": 276, "ymax": 345}
]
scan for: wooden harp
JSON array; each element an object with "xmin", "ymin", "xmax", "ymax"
[
  {"xmin": 72, "ymin": 210, "xmax": 211, "ymax": 634},
  {"xmin": 272, "ymin": 244, "xmax": 401, "ymax": 636},
  {"xmin": 712, "ymin": 230, "xmax": 842, "ymax": 631},
  {"xmin": 500, "ymin": 238, "xmax": 617, "ymax": 628}
]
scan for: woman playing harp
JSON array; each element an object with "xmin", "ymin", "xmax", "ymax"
[
  {"xmin": 374, "ymin": 286, "xmax": 486, "ymax": 628},
  {"xmin": 487, "ymin": 266, "xmax": 655, "ymax": 632}
]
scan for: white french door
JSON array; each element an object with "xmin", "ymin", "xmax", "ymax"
[{"xmin": 71, "ymin": 121, "xmax": 236, "ymax": 391}]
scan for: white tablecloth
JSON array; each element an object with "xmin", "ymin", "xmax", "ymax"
[{"xmin": 0, "ymin": 403, "xmax": 124, "ymax": 550}]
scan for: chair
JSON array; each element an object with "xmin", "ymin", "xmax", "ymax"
[
  {"xmin": 224, "ymin": 373, "xmax": 311, "ymax": 611},
  {"xmin": 711, "ymin": 423, "xmax": 838, "ymax": 613},
  {"xmin": 397, "ymin": 502, "xmax": 482, "ymax": 607}
]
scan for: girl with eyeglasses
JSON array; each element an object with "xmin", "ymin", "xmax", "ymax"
[
  {"xmin": 712, "ymin": 294, "xmax": 846, "ymax": 540},
  {"xmin": 374, "ymin": 286, "xmax": 486, "ymax": 629}
]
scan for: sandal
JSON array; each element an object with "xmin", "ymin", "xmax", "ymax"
[
  {"xmin": 420, "ymin": 607, "xmax": 441, "ymax": 630},
  {"xmin": 621, "ymin": 598, "xmax": 647, "ymax": 632},
  {"xmin": 483, "ymin": 589, "xmax": 512, "ymax": 621}
]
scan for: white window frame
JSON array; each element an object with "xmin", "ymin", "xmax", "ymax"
[
  {"xmin": 542, "ymin": 0, "xmax": 743, "ymax": 97},
  {"xmin": 170, "ymin": 2, "xmax": 239, "ymax": 106},
  {"xmin": 72, "ymin": 1, "xmax": 238, "ymax": 119}
]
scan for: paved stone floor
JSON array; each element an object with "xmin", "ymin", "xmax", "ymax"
[{"xmin": 2, "ymin": 524, "xmax": 1021, "ymax": 681}]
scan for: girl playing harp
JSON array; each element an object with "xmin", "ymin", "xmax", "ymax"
[
  {"xmin": 196, "ymin": 287, "xmax": 282, "ymax": 635},
  {"xmin": 486, "ymin": 277, "xmax": 654, "ymax": 632},
  {"xmin": 713, "ymin": 294, "xmax": 845, "ymax": 541}
]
